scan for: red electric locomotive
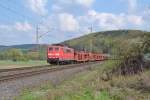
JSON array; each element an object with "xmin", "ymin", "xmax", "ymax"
[
  {"xmin": 47, "ymin": 44, "xmax": 74, "ymax": 64},
  {"xmin": 47, "ymin": 44, "xmax": 108, "ymax": 64}
]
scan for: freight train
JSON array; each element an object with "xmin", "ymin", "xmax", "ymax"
[{"xmin": 47, "ymin": 44, "xmax": 108, "ymax": 64}]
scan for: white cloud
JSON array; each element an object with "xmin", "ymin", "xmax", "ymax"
[
  {"xmin": 52, "ymin": 9, "xmax": 144, "ymax": 33},
  {"xmin": 142, "ymin": 8, "xmax": 150, "ymax": 30},
  {"xmin": 27, "ymin": 0, "xmax": 48, "ymax": 16},
  {"xmin": 127, "ymin": 0, "xmax": 137, "ymax": 13},
  {"xmin": 52, "ymin": 0, "xmax": 95, "ymax": 13},
  {"xmin": 0, "ymin": 22, "xmax": 35, "ymax": 45},
  {"xmin": 56, "ymin": 0, "xmax": 95, "ymax": 7},
  {"xmin": 0, "ymin": 25, "xmax": 12, "ymax": 32},
  {"xmin": 59, "ymin": 13, "xmax": 79, "ymax": 32},
  {"xmin": 14, "ymin": 22, "xmax": 33, "ymax": 32},
  {"xmin": 98, "ymin": 13, "xmax": 124, "ymax": 30},
  {"xmin": 76, "ymin": 0, "xmax": 95, "ymax": 7},
  {"xmin": 127, "ymin": 15, "xmax": 144, "ymax": 25},
  {"xmin": 86, "ymin": 10, "xmax": 144, "ymax": 30},
  {"xmin": 0, "ymin": 22, "xmax": 33, "ymax": 33},
  {"xmin": 52, "ymin": 4, "xmax": 63, "ymax": 12}
]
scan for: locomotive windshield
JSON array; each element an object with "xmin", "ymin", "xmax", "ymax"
[
  {"xmin": 55, "ymin": 47, "xmax": 59, "ymax": 51},
  {"xmin": 49, "ymin": 47, "xmax": 53, "ymax": 51}
]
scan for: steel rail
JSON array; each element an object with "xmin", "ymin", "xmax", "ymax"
[{"xmin": 0, "ymin": 65, "xmax": 52, "ymax": 72}]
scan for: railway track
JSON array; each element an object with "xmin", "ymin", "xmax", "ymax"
[
  {"xmin": 0, "ymin": 65, "xmax": 52, "ymax": 72},
  {"xmin": 0, "ymin": 62, "xmax": 99, "ymax": 83}
]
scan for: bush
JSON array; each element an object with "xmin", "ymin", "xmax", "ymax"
[
  {"xmin": 0, "ymin": 48, "xmax": 29, "ymax": 61},
  {"xmin": 111, "ymin": 33, "xmax": 150, "ymax": 75}
]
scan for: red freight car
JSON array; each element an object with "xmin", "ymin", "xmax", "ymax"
[
  {"xmin": 74, "ymin": 51, "xmax": 89, "ymax": 62},
  {"xmin": 89, "ymin": 53, "xmax": 105, "ymax": 61}
]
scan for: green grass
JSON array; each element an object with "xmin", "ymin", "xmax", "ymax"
[
  {"xmin": 0, "ymin": 60, "xmax": 48, "ymax": 69},
  {"xmin": 15, "ymin": 62, "xmax": 112, "ymax": 100},
  {"xmin": 15, "ymin": 90, "xmax": 47, "ymax": 100},
  {"xmin": 15, "ymin": 61, "xmax": 150, "ymax": 100}
]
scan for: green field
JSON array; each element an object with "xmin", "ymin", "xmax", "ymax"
[
  {"xmin": 0, "ymin": 60, "xmax": 48, "ymax": 69},
  {"xmin": 15, "ymin": 61, "xmax": 150, "ymax": 100},
  {"xmin": 15, "ymin": 62, "xmax": 111, "ymax": 100}
]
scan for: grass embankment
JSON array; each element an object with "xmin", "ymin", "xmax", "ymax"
[
  {"xmin": 15, "ymin": 61, "xmax": 150, "ymax": 100},
  {"xmin": 0, "ymin": 60, "xmax": 48, "ymax": 69}
]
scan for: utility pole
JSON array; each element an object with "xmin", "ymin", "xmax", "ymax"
[
  {"xmin": 88, "ymin": 25, "xmax": 93, "ymax": 33},
  {"xmin": 36, "ymin": 25, "xmax": 40, "ymax": 51},
  {"xmin": 35, "ymin": 24, "xmax": 55, "ymax": 59},
  {"xmin": 36, "ymin": 25, "xmax": 39, "ymax": 45},
  {"xmin": 88, "ymin": 25, "xmax": 93, "ymax": 52},
  {"xmin": 36, "ymin": 25, "xmax": 40, "ymax": 60}
]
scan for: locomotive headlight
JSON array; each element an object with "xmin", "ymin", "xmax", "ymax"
[
  {"xmin": 48, "ymin": 53, "xmax": 53, "ymax": 56},
  {"xmin": 55, "ymin": 53, "xmax": 60, "ymax": 56}
]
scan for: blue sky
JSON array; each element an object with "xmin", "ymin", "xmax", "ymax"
[{"xmin": 0, "ymin": 0, "xmax": 150, "ymax": 45}]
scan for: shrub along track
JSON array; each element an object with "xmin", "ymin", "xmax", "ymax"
[{"xmin": 0, "ymin": 62, "xmax": 100, "ymax": 83}]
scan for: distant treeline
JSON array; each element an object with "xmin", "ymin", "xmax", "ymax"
[{"xmin": 0, "ymin": 47, "xmax": 47, "ymax": 61}]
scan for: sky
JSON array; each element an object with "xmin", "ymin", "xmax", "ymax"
[{"xmin": 0, "ymin": 0, "xmax": 150, "ymax": 45}]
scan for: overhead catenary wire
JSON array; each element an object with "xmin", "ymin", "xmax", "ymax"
[
  {"xmin": 0, "ymin": 0, "xmax": 96, "ymax": 45},
  {"xmin": 0, "ymin": 3, "xmax": 33, "ymax": 21},
  {"xmin": 0, "ymin": 1, "xmax": 46, "ymax": 27},
  {"xmin": 0, "ymin": 1, "xmax": 48, "ymax": 42},
  {"xmin": 1, "ymin": 0, "xmax": 47, "ymax": 21}
]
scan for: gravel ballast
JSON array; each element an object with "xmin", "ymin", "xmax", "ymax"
[{"xmin": 0, "ymin": 63, "xmax": 99, "ymax": 100}]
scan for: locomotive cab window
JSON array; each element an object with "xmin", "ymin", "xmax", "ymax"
[
  {"xmin": 49, "ymin": 47, "xmax": 53, "ymax": 51},
  {"xmin": 55, "ymin": 47, "xmax": 59, "ymax": 51}
]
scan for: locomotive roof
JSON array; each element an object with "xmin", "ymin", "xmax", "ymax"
[
  {"xmin": 49, "ymin": 44, "xmax": 71, "ymax": 48},
  {"xmin": 51, "ymin": 44, "xmax": 65, "ymax": 46}
]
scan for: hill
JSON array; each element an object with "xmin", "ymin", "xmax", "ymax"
[
  {"xmin": 63, "ymin": 30, "xmax": 148, "ymax": 53},
  {"xmin": 0, "ymin": 30, "xmax": 149, "ymax": 53},
  {"xmin": 0, "ymin": 44, "xmax": 40, "ymax": 51},
  {"xmin": 0, "ymin": 45, "xmax": 8, "ymax": 50}
]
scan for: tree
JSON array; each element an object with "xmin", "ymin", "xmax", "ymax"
[
  {"xmin": 111, "ymin": 33, "xmax": 150, "ymax": 75},
  {"xmin": 26, "ymin": 52, "xmax": 39, "ymax": 60},
  {"xmin": 0, "ymin": 52, "xmax": 5, "ymax": 60},
  {"xmin": 7, "ymin": 48, "xmax": 23, "ymax": 61},
  {"xmin": 142, "ymin": 33, "xmax": 150, "ymax": 53}
]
